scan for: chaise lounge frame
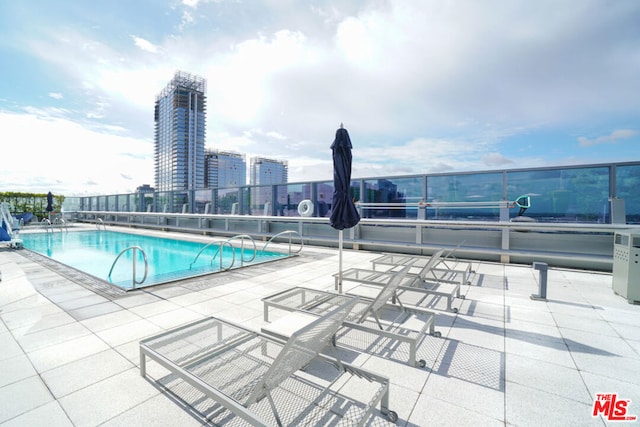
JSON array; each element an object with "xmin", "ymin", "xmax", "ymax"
[
  {"xmin": 140, "ymin": 297, "xmax": 397, "ymax": 426},
  {"xmin": 262, "ymin": 264, "xmax": 440, "ymax": 368}
]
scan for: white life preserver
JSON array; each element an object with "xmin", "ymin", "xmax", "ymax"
[{"xmin": 297, "ymin": 200, "xmax": 314, "ymax": 217}]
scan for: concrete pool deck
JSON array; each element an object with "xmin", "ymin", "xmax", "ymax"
[{"xmin": 1, "ymin": 226, "xmax": 640, "ymax": 426}]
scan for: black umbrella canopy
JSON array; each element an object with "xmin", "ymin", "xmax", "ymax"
[
  {"xmin": 46, "ymin": 192, "xmax": 53, "ymax": 212},
  {"xmin": 330, "ymin": 126, "xmax": 360, "ymax": 230}
]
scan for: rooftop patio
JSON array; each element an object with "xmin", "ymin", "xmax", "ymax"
[{"xmin": 1, "ymin": 227, "xmax": 639, "ymax": 426}]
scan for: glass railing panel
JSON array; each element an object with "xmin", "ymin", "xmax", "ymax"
[
  {"xmin": 362, "ymin": 176, "xmax": 424, "ymax": 219},
  {"xmin": 616, "ymin": 164, "xmax": 640, "ymax": 224},
  {"xmin": 507, "ymin": 166, "xmax": 609, "ymax": 223},
  {"xmin": 155, "ymin": 191, "xmax": 173, "ymax": 213},
  {"xmin": 194, "ymin": 189, "xmax": 212, "ymax": 214},
  {"xmin": 217, "ymin": 187, "xmax": 241, "ymax": 215},
  {"xmin": 427, "ymin": 172, "xmax": 503, "ymax": 220}
]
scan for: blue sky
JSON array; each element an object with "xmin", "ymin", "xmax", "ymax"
[{"xmin": 1, "ymin": 0, "xmax": 639, "ymax": 195}]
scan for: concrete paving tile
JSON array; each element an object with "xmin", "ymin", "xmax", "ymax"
[
  {"xmin": 422, "ymin": 373, "xmax": 505, "ymax": 421},
  {"xmin": 505, "ymin": 381, "xmax": 602, "ymax": 427},
  {"xmin": 506, "ymin": 353, "xmax": 592, "ymax": 404},
  {"xmin": 11, "ymin": 310, "xmax": 76, "ymax": 336},
  {"xmin": 0, "ymin": 354, "xmax": 37, "ymax": 388},
  {"xmin": 146, "ymin": 307, "xmax": 203, "ymax": 330},
  {"xmin": 80, "ymin": 309, "xmax": 142, "ymax": 333},
  {"xmin": 0, "ymin": 376, "xmax": 53, "ymax": 423},
  {"xmin": 571, "ymin": 352, "xmax": 640, "ymax": 384},
  {"xmin": 609, "ymin": 322, "xmax": 640, "ymax": 342},
  {"xmin": 361, "ymin": 356, "xmax": 430, "ymax": 393},
  {"xmin": 128, "ymin": 299, "xmax": 180, "ymax": 318},
  {"xmin": 407, "ymin": 393, "xmax": 504, "ymax": 427},
  {"xmin": 56, "ymin": 294, "xmax": 109, "ymax": 311},
  {"xmin": 96, "ymin": 318, "xmax": 163, "ymax": 347},
  {"xmin": 506, "ymin": 318, "xmax": 563, "ymax": 341},
  {"xmin": 113, "ymin": 291, "xmax": 163, "ymax": 309},
  {"xmin": 58, "ymin": 368, "xmax": 160, "ymax": 426},
  {"xmin": 0, "ymin": 400, "xmax": 73, "ymax": 427},
  {"xmin": 41, "ymin": 349, "xmax": 134, "ymax": 398},
  {"xmin": 68, "ymin": 301, "xmax": 123, "ymax": 321},
  {"xmin": 560, "ymin": 328, "xmax": 639, "ymax": 359},
  {"xmin": 28, "ymin": 334, "xmax": 111, "ymax": 373},
  {"xmin": 505, "ymin": 334, "xmax": 577, "ymax": 369},
  {"xmin": 0, "ymin": 301, "xmax": 63, "ymax": 330},
  {"xmin": 16, "ymin": 321, "xmax": 91, "ymax": 353},
  {"xmin": 99, "ymin": 393, "xmax": 206, "ymax": 427}
]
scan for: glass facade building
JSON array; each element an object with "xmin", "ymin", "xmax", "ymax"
[
  {"xmin": 205, "ymin": 150, "xmax": 247, "ymax": 188},
  {"xmin": 249, "ymin": 157, "xmax": 289, "ymax": 215},
  {"xmin": 154, "ymin": 71, "xmax": 206, "ymax": 194}
]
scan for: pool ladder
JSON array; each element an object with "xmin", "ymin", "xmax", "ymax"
[
  {"xmin": 108, "ymin": 246, "xmax": 148, "ymax": 289},
  {"xmin": 189, "ymin": 234, "xmax": 257, "ymax": 271},
  {"xmin": 262, "ymin": 230, "xmax": 303, "ymax": 255}
]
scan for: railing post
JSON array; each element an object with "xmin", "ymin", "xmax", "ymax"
[{"xmin": 132, "ymin": 247, "xmax": 137, "ymax": 289}]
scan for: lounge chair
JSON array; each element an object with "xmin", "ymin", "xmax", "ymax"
[
  {"xmin": 334, "ymin": 248, "xmax": 464, "ymax": 313},
  {"xmin": 140, "ymin": 296, "xmax": 399, "ymax": 426},
  {"xmin": 371, "ymin": 246, "xmax": 474, "ymax": 286},
  {"xmin": 262, "ymin": 263, "xmax": 440, "ymax": 368}
]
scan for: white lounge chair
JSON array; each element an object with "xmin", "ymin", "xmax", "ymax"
[
  {"xmin": 371, "ymin": 246, "xmax": 474, "ymax": 286},
  {"xmin": 262, "ymin": 263, "xmax": 440, "ymax": 368},
  {"xmin": 335, "ymin": 248, "xmax": 465, "ymax": 313},
  {"xmin": 140, "ymin": 296, "xmax": 398, "ymax": 426}
]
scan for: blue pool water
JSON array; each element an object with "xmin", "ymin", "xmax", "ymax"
[{"xmin": 21, "ymin": 230, "xmax": 288, "ymax": 289}]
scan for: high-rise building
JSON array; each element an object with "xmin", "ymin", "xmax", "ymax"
[
  {"xmin": 154, "ymin": 71, "xmax": 206, "ymax": 192},
  {"xmin": 249, "ymin": 157, "xmax": 288, "ymax": 214},
  {"xmin": 249, "ymin": 157, "xmax": 288, "ymax": 185},
  {"xmin": 205, "ymin": 149, "xmax": 247, "ymax": 188}
]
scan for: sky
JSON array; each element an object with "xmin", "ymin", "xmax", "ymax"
[{"xmin": 1, "ymin": 0, "xmax": 639, "ymax": 196}]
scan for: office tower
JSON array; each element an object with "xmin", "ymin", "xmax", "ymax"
[
  {"xmin": 205, "ymin": 149, "xmax": 247, "ymax": 188},
  {"xmin": 249, "ymin": 157, "xmax": 288, "ymax": 185},
  {"xmin": 249, "ymin": 157, "xmax": 288, "ymax": 214},
  {"xmin": 154, "ymin": 71, "xmax": 206, "ymax": 192}
]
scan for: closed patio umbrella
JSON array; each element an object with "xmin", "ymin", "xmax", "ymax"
[
  {"xmin": 330, "ymin": 124, "xmax": 360, "ymax": 293},
  {"xmin": 46, "ymin": 192, "xmax": 53, "ymax": 218}
]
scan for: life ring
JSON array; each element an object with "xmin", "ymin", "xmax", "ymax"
[{"xmin": 297, "ymin": 200, "xmax": 314, "ymax": 217}]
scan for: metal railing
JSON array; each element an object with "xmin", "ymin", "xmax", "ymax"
[
  {"xmin": 108, "ymin": 246, "xmax": 148, "ymax": 288},
  {"xmin": 262, "ymin": 230, "xmax": 304, "ymax": 255},
  {"xmin": 224, "ymin": 234, "xmax": 256, "ymax": 267},
  {"xmin": 96, "ymin": 218, "xmax": 107, "ymax": 231},
  {"xmin": 189, "ymin": 240, "xmax": 236, "ymax": 271},
  {"xmin": 75, "ymin": 209, "xmax": 640, "ymax": 271},
  {"xmin": 41, "ymin": 218, "xmax": 53, "ymax": 233}
]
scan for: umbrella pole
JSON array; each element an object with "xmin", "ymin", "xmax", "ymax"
[{"xmin": 338, "ymin": 230, "xmax": 343, "ymax": 294}]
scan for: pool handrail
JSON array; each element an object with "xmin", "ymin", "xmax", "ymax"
[
  {"xmin": 189, "ymin": 240, "xmax": 236, "ymax": 271},
  {"xmin": 262, "ymin": 230, "xmax": 303, "ymax": 255},
  {"xmin": 225, "ymin": 234, "xmax": 257, "ymax": 266},
  {"xmin": 108, "ymin": 246, "xmax": 148, "ymax": 288},
  {"xmin": 41, "ymin": 218, "xmax": 53, "ymax": 233},
  {"xmin": 96, "ymin": 218, "xmax": 107, "ymax": 231}
]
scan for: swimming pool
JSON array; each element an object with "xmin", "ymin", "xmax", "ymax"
[{"xmin": 20, "ymin": 230, "xmax": 290, "ymax": 290}]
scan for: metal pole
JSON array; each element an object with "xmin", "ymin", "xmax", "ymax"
[
  {"xmin": 338, "ymin": 230, "xmax": 343, "ymax": 294},
  {"xmin": 133, "ymin": 247, "xmax": 137, "ymax": 289}
]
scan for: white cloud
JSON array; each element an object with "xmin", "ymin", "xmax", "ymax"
[
  {"xmin": 0, "ymin": 110, "xmax": 153, "ymax": 195},
  {"xmin": 131, "ymin": 36, "xmax": 159, "ymax": 53},
  {"xmin": 48, "ymin": 92, "xmax": 64, "ymax": 100},
  {"xmin": 5, "ymin": 0, "xmax": 640, "ymax": 194},
  {"xmin": 578, "ymin": 129, "xmax": 638, "ymax": 147}
]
